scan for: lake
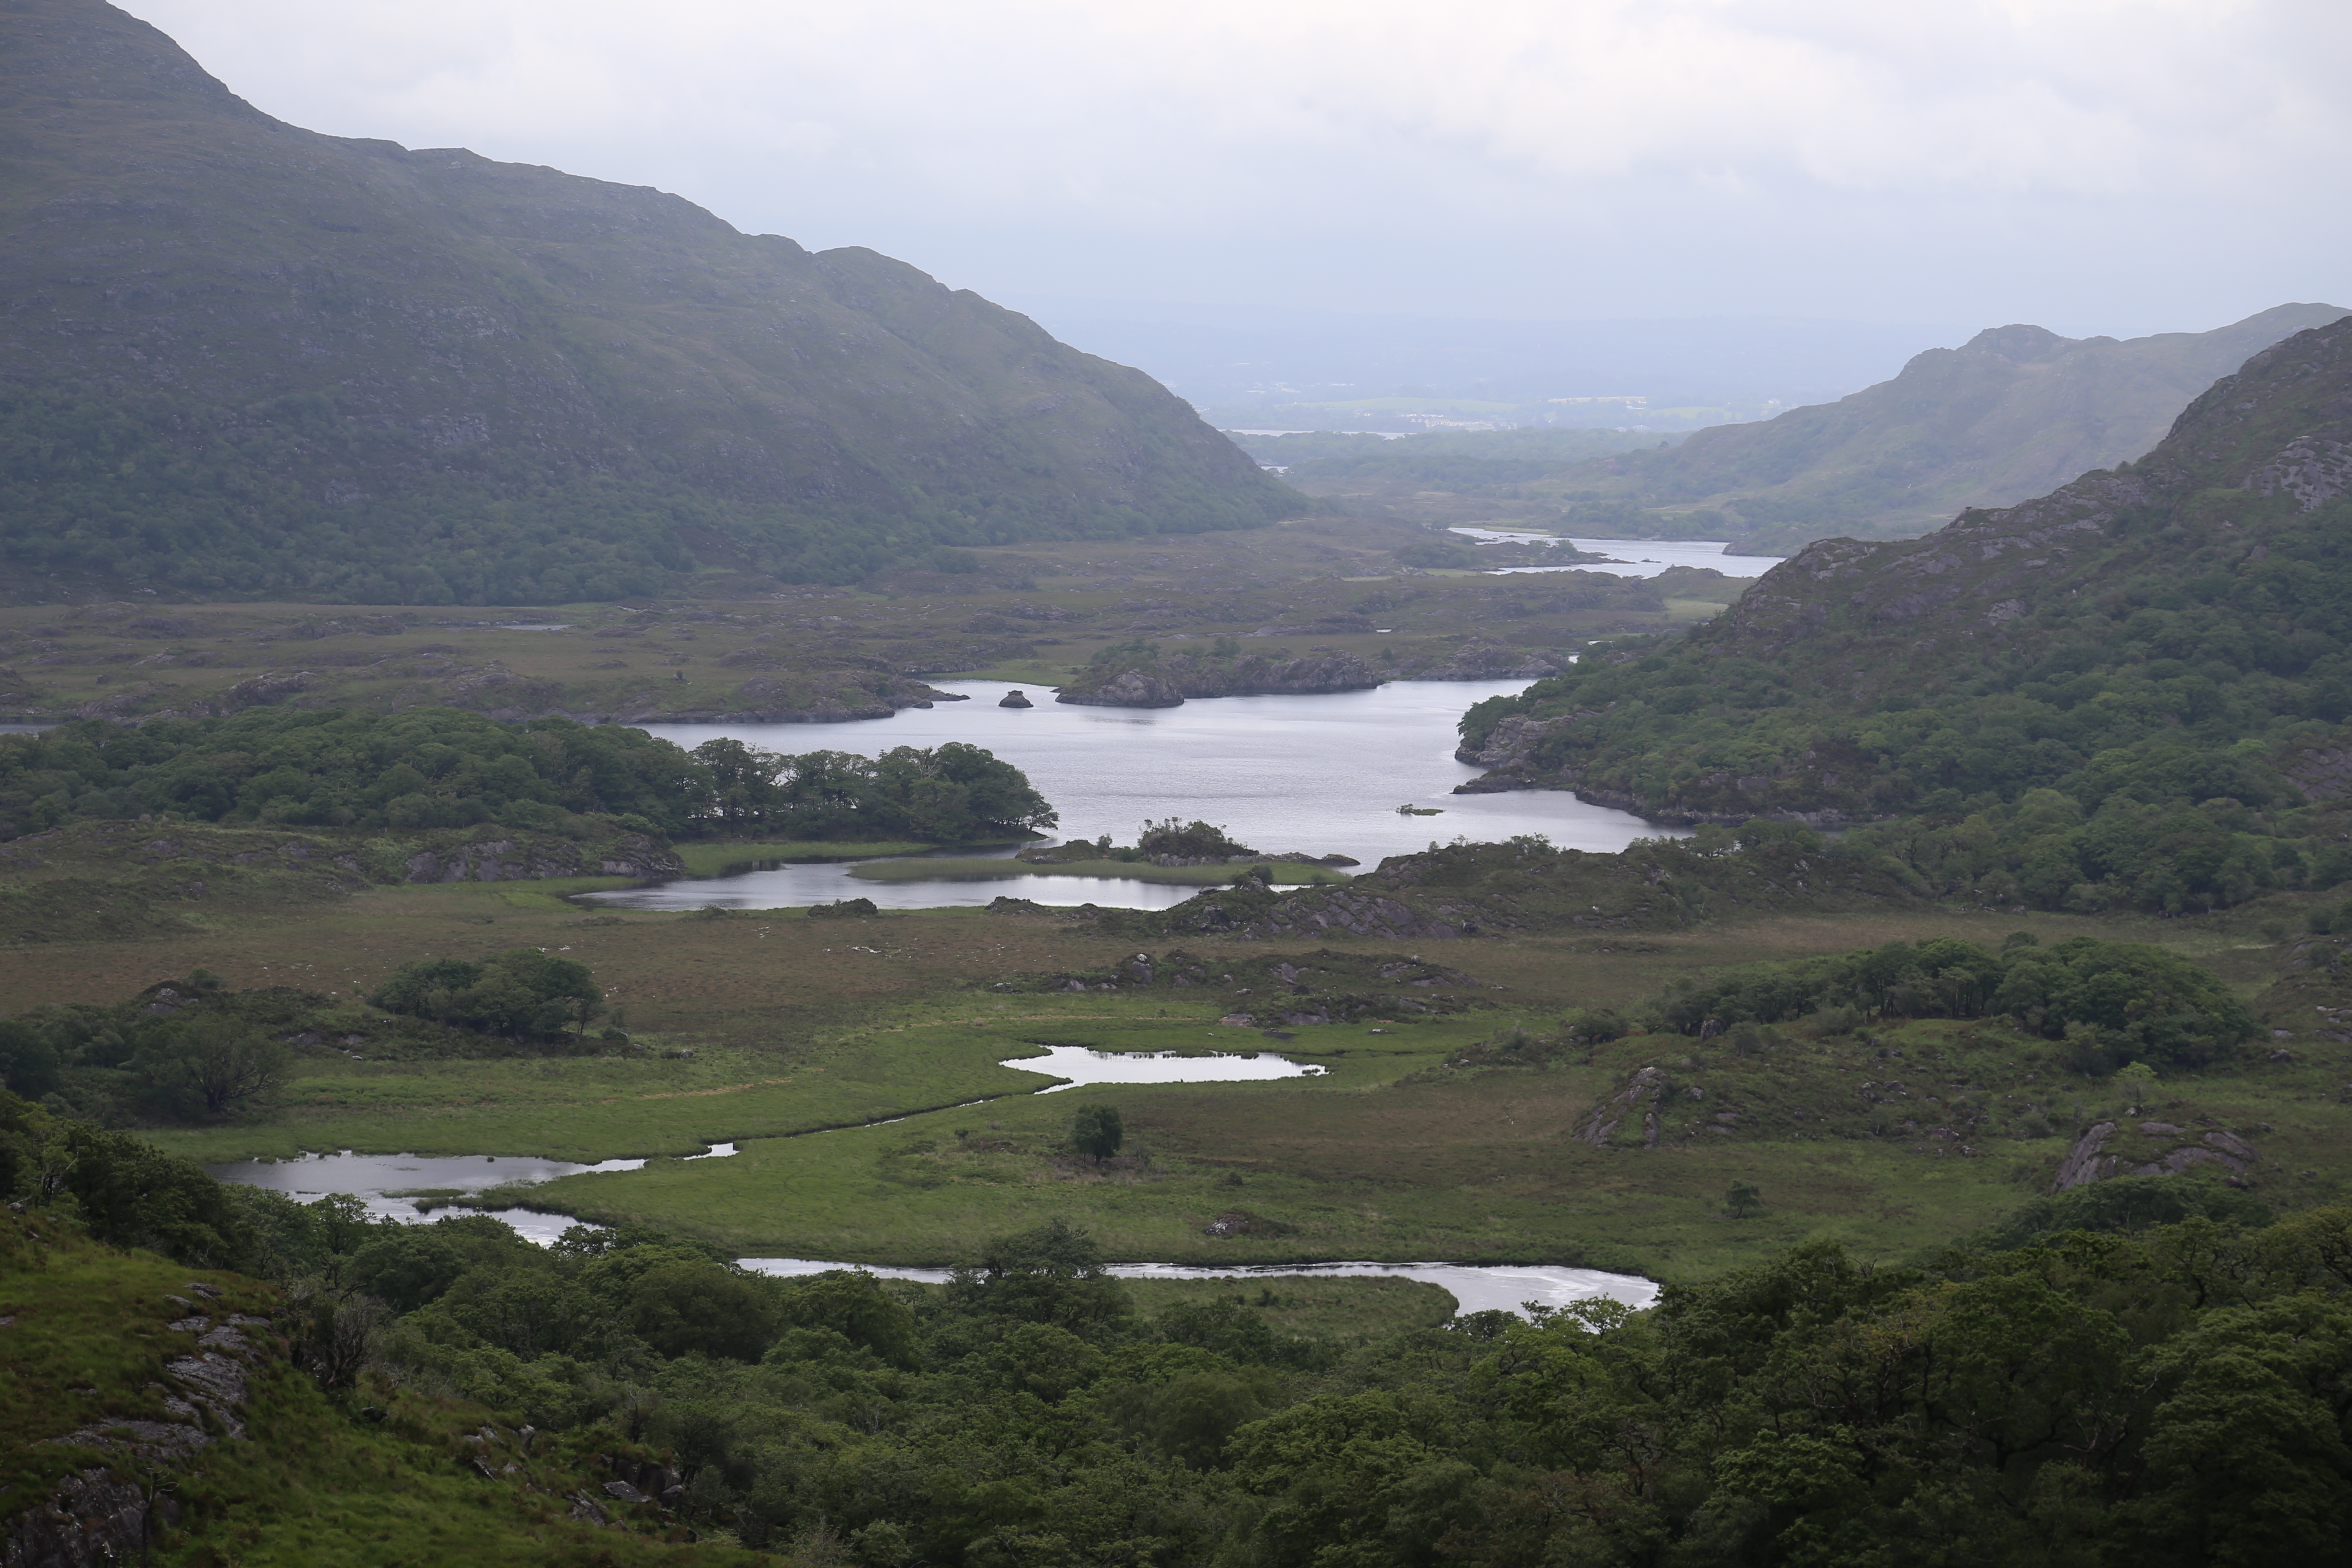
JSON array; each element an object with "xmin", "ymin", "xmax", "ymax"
[
  {"xmin": 1448, "ymin": 530, "xmax": 1780, "ymax": 578},
  {"xmin": 585, "ymin": 679, "xmax": 1681, "ymax": 912}
]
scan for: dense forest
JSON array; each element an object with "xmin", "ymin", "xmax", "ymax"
[
  {"xmin": 0, "ymin": 710, "xmax": 1056, "ymax": 848},
  {"xmin": 12, "ymin": 1087, "xmax": 2351, "ymax": 1566}
]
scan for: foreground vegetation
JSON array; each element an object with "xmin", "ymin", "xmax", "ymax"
[{"xmin": 11, "ymin": 1089, "xmax": 2352, "ymax": 1565}]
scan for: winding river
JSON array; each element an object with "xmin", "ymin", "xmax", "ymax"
[{"xmin": 208, "ymin": 1047, "xmax": 1657, "ymax": 1318}]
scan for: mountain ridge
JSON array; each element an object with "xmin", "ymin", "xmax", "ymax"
[
  {"xmin": 0, "ymin": 0, "xmax": 1298, "ymax": 601},
  {"xmin": 1540, "ymin": 303, "xmax": 2348, "ymax": 550}
]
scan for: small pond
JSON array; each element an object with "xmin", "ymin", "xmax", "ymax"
[{"xmin": 1002, "ymin": 1044, "xmax": 1326, "ymax": 1092}]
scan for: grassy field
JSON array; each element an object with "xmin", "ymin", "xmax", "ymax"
[{"xmin": 9, "ymin": 836, "xmax": 2347, "ymax": 1281}]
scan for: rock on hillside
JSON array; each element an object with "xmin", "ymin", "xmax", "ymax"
[
  {"xmin": 1545, "ymin": 304, "xmax": 2348, "ymax": 548},
  {"xmin": 0, "ymin": 0, "xmax": 1298, "ymax": 601}
]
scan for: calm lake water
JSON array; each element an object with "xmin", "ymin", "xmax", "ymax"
[
  {"xmin": 585, "ymin": 679, "xmax": 1681, "ymax": 912},
  {"xmin": 1449, "ymin": 530, "xmax": 1780, "ymax": 578}
]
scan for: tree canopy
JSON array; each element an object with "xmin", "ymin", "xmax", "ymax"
[{"xmin": 0, "ymin": 710, "xmax": 1055, "ymax": 847}]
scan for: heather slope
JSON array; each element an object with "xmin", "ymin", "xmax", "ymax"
[{"xmin": 0, "ymin": 0, "xmax": 1296, "ymax": 601}]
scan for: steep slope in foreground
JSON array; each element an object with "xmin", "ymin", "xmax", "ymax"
[
  {"xmin": 0, "ymin": 0, "xmax": 1296, "ymax": 603},
  {"xmin": 1458, "ymin": 317, "xmax": 2352, "ymax": 910},
  {"xmin": 1542, "ymin": 305, "xmax": 2346, "ymax": 550}
]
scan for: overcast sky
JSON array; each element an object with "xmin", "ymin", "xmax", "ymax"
[{"xmin": 121, "ymin": 0, "xmax": 2349, "ymax": 341}]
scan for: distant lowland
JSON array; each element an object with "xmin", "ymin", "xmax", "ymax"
[
  {"xmin": 0, "ymin": 0, "xmax": 1300, "ymax": 605},
  {"xmin": 1236, "ymin": 305, "xmax": 2348, "ymax": 557}
]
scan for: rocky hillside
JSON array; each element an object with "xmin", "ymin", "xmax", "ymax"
[
  {"xmin": 1452, "ymin": 316, "xmax": 2352, "ymax": 914},
  {"xmin": 0, "ymin": 0, "xmax": 1297, "ymax": 603},
  {"xmin": 1542, "ymin": 304, "xmax": 2346, "ymax": 550}
]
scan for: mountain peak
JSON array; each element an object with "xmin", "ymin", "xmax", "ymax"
[
  {"xmin": 1960, "ymin": 324, "xmax": 2076, "ymax": 362},
  {"xmin": 0, "ymin": 0, "xmax": 1297, "ymax": 602}
]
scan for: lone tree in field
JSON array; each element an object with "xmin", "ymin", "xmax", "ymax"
[
  {"xmin": 1727, "ymin": 1181, "xmax": 1763, "ymax": 1220},
  {"xmin": 1072, "ymin": 1103, "xmax": 1124, "ymax": 1164}
]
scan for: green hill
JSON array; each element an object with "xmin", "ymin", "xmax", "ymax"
[
  {"xmin": 1541, "ymin": 304, "xmax": 2347, "ymax": 551},
  {"xmin": 1458, "ymin": 315, "xmax": 2352, "ymax": 915},
  {"xmin": 0, "ymin": 0, "xmax": 1298, "ymax": 604}
]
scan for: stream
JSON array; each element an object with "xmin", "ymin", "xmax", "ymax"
[{"xmin": 206, "ymin": 1042, "xmax": 1654, "ymax": 1318}]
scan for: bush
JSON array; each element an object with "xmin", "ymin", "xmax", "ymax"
[
  {"xmin": 371, "ymin": 948, "xmax": 602, "ymax": 1039},
  {"xmin": 130, "ymin": 1016, "xmax": 291, "ymax": 1120},
  {"xmin": 1654, "ymin": 935, "xmax": 2259, "ymax": 1070},
  {"xmin": 1072, "ymin": 1103, "xmax": 1125, "ymax": 1162}
]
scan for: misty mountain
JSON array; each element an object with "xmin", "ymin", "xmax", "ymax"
[
  {"xmin": 1540, "ymin": 304, "xmax": 2347, "ymax": 550},
  {"xmin": 1006, "ymin": 297, "xmax": 1966, "ymax": 430},
  {"xmin": 0, "ymin": 0, "xmax": 1296, "ymax": 604}
]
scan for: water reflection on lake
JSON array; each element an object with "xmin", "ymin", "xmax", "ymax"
[
  {"xmin": 588, "ymin": 680, "xmax": 1683, "ymax": 911},
  {"xmin": 1448, "ymin": 530, "xmax": 1780, "ymax": 578}
]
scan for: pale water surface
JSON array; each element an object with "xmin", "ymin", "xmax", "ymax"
[
  {"xmin": 1003, "ymin": 1044, "xmax": 1327, "ymax": 1092},
  {"xmin": 586, "ymin": 679, "xmax": 1682, "ymax": 911},
  {"xmin": 1449, "ymin": 530, "xmax": 1779, "ymax": 578}
]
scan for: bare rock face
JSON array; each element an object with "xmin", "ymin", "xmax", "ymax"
[
  {"xmin": 999, "ymin": 689, "xmax": 1035, "ymax": 708},
  {"xmin": 6, "ymin": 1296, "xmax": 270, "ymax": 1568},
  {"xmin": 2048, "ymin": 1120, "xmax": 2260, "ymax": 1193}
]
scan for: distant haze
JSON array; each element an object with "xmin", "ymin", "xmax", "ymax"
[{"xmin": 119, "ymin": 0, "xmax": 2348, "ymax": 382}]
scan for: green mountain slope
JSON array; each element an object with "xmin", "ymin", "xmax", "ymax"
[
  {"xmin": 1459, "ymin": 316, "xmax": 2352, "ymax": 913},
  {"xmin": 1541, "ymin": 305, "xmax": 2347, "ymax": 550},
  {"xmin": 0, "ymin": 0, "xmax": 1298, "ymax": 603}
]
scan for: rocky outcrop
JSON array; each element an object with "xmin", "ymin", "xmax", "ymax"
[
  {"xmin": 402, "ymin": 833, "xmax": 683, "ymax": 883},
  {"xmin": 2048, "ymin": 1120, "xmax": 2260, "ymax": 1193},
  {"xmin": 1403, "ymin": 643, "xmax": 1572, "ymax": 681},
  {"xmin": 1182, "ymin": 886, "xmax": 1473, "ymax": 942},
  {"xmin": 1058, "ymin": 652, "xmax": 1384, "ymax": 708},
  {"xmin": 2283, "ymin": 733, "xmax": 2352, "ymax": 803},
  {"xmin": 806, "ymin": 897, "xmax": 880, "ymax": 919},
  {"xmin": 1452, "ymin": 711, "xmax": 1594, "ymax": 793},
  {"xmin": 1057, "ymin": 668, "xmax": 1188, "ymax": 708},
  {"xmin": 999, "ymin": 689, "xmax": 1035, "ymax": 708},
  {"xmin": 6, "ymin": 1289, "xmax": 268, "ymax": 1568},
  {"xmin": 1573, "ymin": 1066, "xmax": 1669, "ymax": 1148}
]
